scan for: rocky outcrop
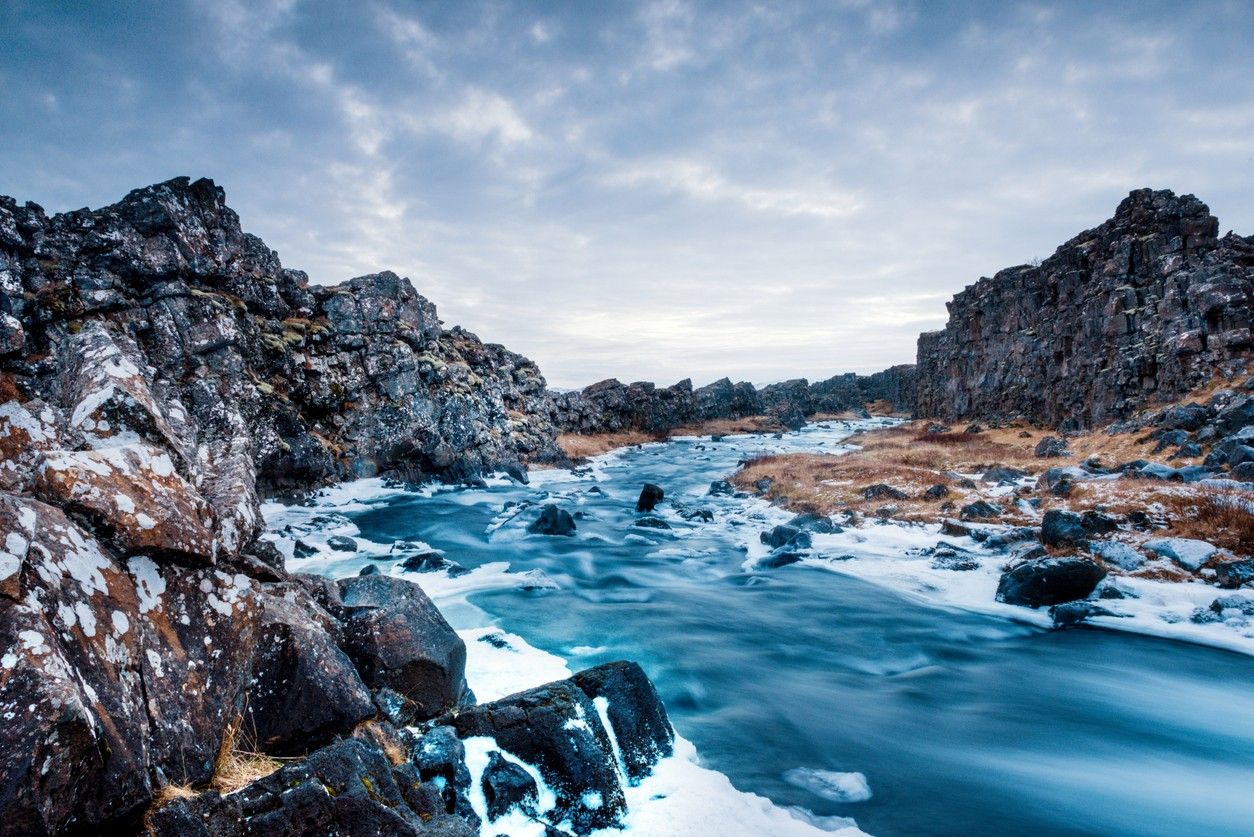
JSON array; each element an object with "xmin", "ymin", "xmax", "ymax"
[
  {"xmin": 0, "ymin": 178, "xmax": 678, "ymax": 835},
  {"xmin": 0, "ymin": 177, "xmax": 566, "ymax": 500},
  {"xmin": 917, "ymin": 189, "xmax": 1254, "ymax": 427}
]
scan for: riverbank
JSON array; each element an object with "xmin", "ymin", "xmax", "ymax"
[{"xmin": 729, "ymin": 413, "xmax": 1254, "ymax": 653}]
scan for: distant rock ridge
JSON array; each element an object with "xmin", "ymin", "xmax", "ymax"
[
  {"xmin": 549, "ymin": 365, "xmax": 918, "ymax": 435},
  {"xmin": 916, "ymin": 188, "xmax": 1253, "ymax": 427}
]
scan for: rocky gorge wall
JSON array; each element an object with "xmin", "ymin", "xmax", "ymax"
[{"xmin": 915, "ymin": 189, "xmax": 1254, "ymax": 427}]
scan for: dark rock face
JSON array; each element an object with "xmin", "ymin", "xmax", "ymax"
[
  {"xmin": 571, "ymin": 661, "xmax": 674, "ymax": 783},
  {"xmin": 481, "ymin": 751, "xmax": 540, "ymax": 820},
  {"xmin": 147, "ymin": 738, "xmax": 474, "ymax": 837},
  {"xmin": 917, "ymin": 189, "xmax": 1254, "ymax": 426},
  {"xmin": 443, "ymin": 680, "xmax": 627, "ymax": 833},
  {"xmin": 0, "ymin": 177, "xmax": 565, "ymax": 503},
  {"xmin": 996, "ymin": 557, "xmax": 1108, "ymax": 607},
  {"xmin": 528, "ymin": 503, "xmax": 577, "ymax": 536},
  {"xmin": 244, "ymin": 589, "xmax": 375, "ymax": 755},
  {"xmin": 0, "ymin": 177, "xmax": 680, "ymax": 835},
  {"xmin": 335, "ymin": 575, "xmax": 468, "ymax": 724}
]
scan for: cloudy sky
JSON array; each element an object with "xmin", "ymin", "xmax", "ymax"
[{"xmin": 2, "ymin": 1, "xmax": 1252, "ymax": 388}]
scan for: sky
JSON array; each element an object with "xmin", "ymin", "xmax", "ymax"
[{"xmin": 1, "ymin": 1, "xmax": 1252, "ymax": 389}]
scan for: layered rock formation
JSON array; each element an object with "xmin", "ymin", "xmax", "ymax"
[{"xmin": 916, "ymin": 189, "xmax": 1253, "ymax": 426}]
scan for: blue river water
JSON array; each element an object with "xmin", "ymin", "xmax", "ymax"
[{"xmin": 289, "ymin": 423, "xmax": 1254, "ymax": 836}]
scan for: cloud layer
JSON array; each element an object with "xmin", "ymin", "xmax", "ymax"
[{"xmin": 2, "ymin": 0, "xmax": 1252, "ymax": 387}]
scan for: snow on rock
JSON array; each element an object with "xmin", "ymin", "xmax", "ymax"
[{"xmin": 34, "ymin": 444, "xmax": 218, "ymax": 564}]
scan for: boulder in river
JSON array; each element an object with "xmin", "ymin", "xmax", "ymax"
[
  {"xmin": 636, "ymin": 483, "xmax": 665, "ymax": 512},
  {"xmin": 996, "ymin": 556, "xmax": 1107, "ymax": 607},
  {"xmin": 528, "ymin": 504, "xmax": 577, "ymax": 536}
]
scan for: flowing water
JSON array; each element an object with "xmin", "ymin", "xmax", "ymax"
[{"xmin": 279, "ymin": 421, "xmax": 1254, "ymax": 836}]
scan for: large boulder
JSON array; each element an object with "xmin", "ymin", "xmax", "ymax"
[
  {"xmin": 336, "ymin": 575, "xmax": 468, "ymax": 724},
  {"xmin": 1041, "ymin": 510, "xmax": 1089, "ymax": 549},
  {"xmin": 443, "ymin": 680, "xmax": 627, "ymax": 833},
  {"xmin": 996, "ymin": 556, "xmax": 1108, "ymax": 607},
  {"xmin": 571, "ymin": 661, "xmax": 674, "ymax": 783},
  {"xmin": 0, "ymin": 495, "xmax": 265, "ymax": 835},
  {"xmin": 32, "ymin": 444, "xmax": 218, "ymax": 564},
  {"xmin": 244, "ymin": 588, "xmax": 376, "ymax": 755},
  {"xmin": 636, "ymin": 483, "xmax": 665, "ymax": 512},
  {"xmin": 527, "ymin": 504, "xmax": 576, "ymax": 536},
  {"xmin": 1144, "ymin": 537, "xmax": 1220, "ymax": 571}
]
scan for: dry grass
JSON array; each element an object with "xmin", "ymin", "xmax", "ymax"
[
  {"xmin": 557, "ymin": 430, "xmax": 660, "ymax": 459},
  {"xmin": 730, "ymin": 415, "xmax": 1246, "ymax": 533},
  {"xmin": 209, "ymin": 717, "xmax": 283, "ymax": 795}
]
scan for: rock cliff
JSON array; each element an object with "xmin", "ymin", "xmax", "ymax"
[{"xmin": 916, "ymin": 189, "xmax": 1253, "ymax": 427}]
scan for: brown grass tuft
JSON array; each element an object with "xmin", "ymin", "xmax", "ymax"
[
  {"xmin": 210, "ymin": 717, "xmax": 283, "ymax": 795},
  {"xmin": 557, "ymin": 431, "xmax": 659, "ymax": 459},
  {"xmin": 912, "ymin": 432, "xmax": 977, "ymax": 445}
]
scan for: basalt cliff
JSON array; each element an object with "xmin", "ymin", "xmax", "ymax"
[{"xmin": 916, "ymin": 188, "xmax": 1253, "ymax": 427}]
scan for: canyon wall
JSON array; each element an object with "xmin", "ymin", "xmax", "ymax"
[{"xmin": 915, "ymin": 189, "xmax": 1253, "ymax": 427}]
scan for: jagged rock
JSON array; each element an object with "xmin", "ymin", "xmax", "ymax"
[
  {"xmin": 1144, "ymin": 537, "xmax": 1220, "ymax": 571},
  {"xmin": 1090, "ymin": 541, "xmax": 1147, "ymax": 571},
  {"xmin": 960, "ymin": 500, "xmax": 1002, "ymax": 520},
  {"xmin": 760, "ymin": 525, "xmax": 811, "ymax": 550},
  {"xmin": 1215, "ymin": 559, "xmax": 1254, "ymax": 589},
  {"xmin": 570, "ymin": 661, "xmax": 674, "ymax": 783},
  {"xmin": 917, "ymin": 189, "xmax": 1253, "ymax": 426},
  {"xmin": 996, "ymin": 557, "xmax": 1108, "ymax": 607},
  {"xmin": 147, "ymin": 738, "xmax": 472, "ymax": 837},
  {"xmin": 862, "ymin": 483, "xmax": 908, "ymax": 500},
  {"xmin": 481, "ymin": 751, "xmax": 540, "ymax": 820},
  {"xmin": 442, "ymin": 679, "xmax": 627, "ymax": 833},
  {"xmin": 636, "ymin": 483, "xmax": 665, "ymax": 512},
  {"xmin": 982, "ymin": 465, "xmax": 1027, "ymax": 485},
  {"xmin": 335, "ymin": 575, "xmax": 467, "ymax": 724},
  {"xmin": 327, "ymin": 535, "xmax": 358, "ymax": 552},
  {"xmin": 1050, "ymin": 601, "xmax": 1093, "ymax": 627},
  {"xmin": 528, "ymin": 504, "xmax": 576, "ymax": 536},
  {"xmin": 786, "ymin": 512, "xmax": 842, "ymax": 534},
  {"xmin": 410, "ymin": 725, "xmax": 477, "ymax": 825}
]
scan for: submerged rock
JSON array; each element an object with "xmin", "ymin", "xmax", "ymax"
[
  {"xmin": 636, "ymin": 483, "xmax": 665, "ymax": 512},
  {"xmin": 528, "ymin": 504, "xmax": 577, "ymax": 536}
]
